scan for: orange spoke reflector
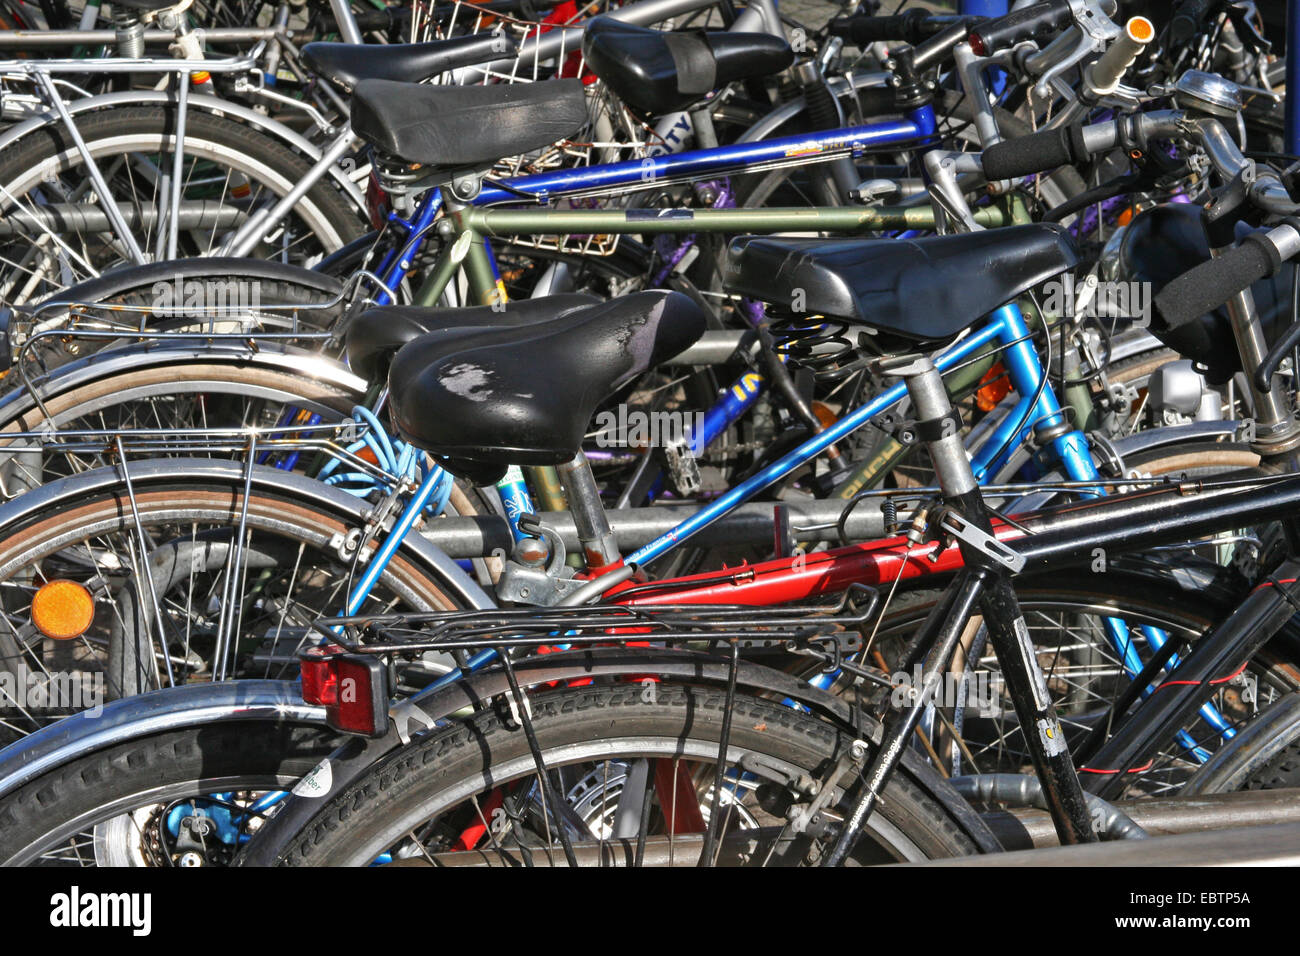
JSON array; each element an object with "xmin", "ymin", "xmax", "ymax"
[{"xmin": 31, "ymin": 580, "xmax": 95, "ymax": 641}]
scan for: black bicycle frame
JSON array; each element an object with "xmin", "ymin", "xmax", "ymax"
[{"xmin": 829, "ymin": 467, "xmax": 1300, "ymax": 855}]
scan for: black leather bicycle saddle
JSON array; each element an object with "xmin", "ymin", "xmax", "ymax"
[
  {"xmin": 351, "ymin": 78, "xmax": 589, "ymax": 168},
  {"xmin": 581, "ymin": 16, "xmax": 793, "ymax": 116},
  {"xmin": 345, "ymin": 294, "xmax": 599, "ymax": 382},
  {"xmin": 387, "ymin": 291, "xmax": 706, "ymax": 478},
  {"xmin": 303, "ymin": 33, "xmax": 515, "ymax": 93},
  {"xmin": 725, "ymin": 225, "xmax": 1079, "ymax": 348}
]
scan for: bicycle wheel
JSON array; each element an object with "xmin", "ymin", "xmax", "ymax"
[
  {"xmin": 0, "ymin": 106, "xmax": 364, "ymax": 306},
  {"xmin": 0, "ymin": 351, "xmax": 362, "ymax": 497},
  {"xmin": 861, "ymin": 569, "xmax": 1300, "ymax": 798},
  {"xmin": 271, "ymin": 682, "xmax": 980, "ymax": 866},
  {"xmin": 0, "ymin": 719, "xmax": 341, "ymax": 866},
  {"xmin": 0, "ymin": 462, "xmax": 478, "ymax": 747}
]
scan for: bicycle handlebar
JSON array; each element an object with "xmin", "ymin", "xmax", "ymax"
[
  {"xmin": 967, "ymin": 0, "xmax": 1074, "ymax": 57},
  {"xmin": 981, "ymin": 125, "xmax": 1089, "ymax": 180},
  {"xmin": 1169, "ymin": 0, "xmax": 1218, "ymax": 46},
  {"xmin": 1153, "ymin": 231, "xmax": 1292, "ymax": 330},
  {"xmin": 826, "ymin": 12, "xmax": 983, "ymax": 72},
  {"xmin": 827, "ymin": 10, "xmax": 973, "ymax": 46},
  {"xmin": 981, "ymin": 112, "xmax": 1292, "ymax": 198},
  {"xmin": 976, "ymin": 110, "xmax": 1300, "ymax": 369},
  {"xmin": 1087, "ymin": 15, "xmax": 1154, "ymax": 94}
]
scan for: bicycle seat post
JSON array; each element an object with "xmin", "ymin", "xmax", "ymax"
[
  {"xmin": 879, "ymin": 354, "xmax": 976, "ymax": 501},
  {"xmin": 557, "ymin": 451, "xmax": 621, "ymax": 572}
]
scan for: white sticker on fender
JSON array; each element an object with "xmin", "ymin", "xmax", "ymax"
[{"xmin": 291, "ymin": 758, "xmax": 333, "ymax": 798}]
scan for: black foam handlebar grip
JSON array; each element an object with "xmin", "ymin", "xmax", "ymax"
[
  {"xmin": 1169, "ymin": 0, "xmax": 1216, "ymax": 46},
  {"xmin": 1154, "ymin": 235, "xmax": 1283, "ymax": 331},
  {"xmin": 829, "ymin": 11, "xmax": 929, "ymax": 45},
  {"xmin": 968, "ymin": 0, "xmax": 1072, "ymax": 55},
  {"xmin": 981, "ymin": 125, "xmax": 1085, "ymax": 180}
]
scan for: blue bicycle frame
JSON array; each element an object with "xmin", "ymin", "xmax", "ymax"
[{"xmin": 365, "ymin": 105, "xmax": 940, "ymax": 307}]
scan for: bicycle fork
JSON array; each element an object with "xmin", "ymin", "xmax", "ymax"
[{"xmin": 824, "ymin": 355, "xmax": 1096, "ymax": 864}]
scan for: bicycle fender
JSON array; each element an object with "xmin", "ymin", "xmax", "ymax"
[
  {"xmin": 0, "ymin": 680, "xmax": 323, "ymax": 801},
  {"xmin": 0, "ymin": 343, "xmax": 367, "ymax": 429}
]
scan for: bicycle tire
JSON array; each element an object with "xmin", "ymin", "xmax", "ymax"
[
  {"xmin": 271, "ymin": 681, "xmax": 980, "ymax": 866},
  {"xmin": 0, "ymin": 720, "xmax": 341, "ymax": 866},
  {"xmin": 0, "ymin": 107, "xmax": 364, "ymax": 305}
]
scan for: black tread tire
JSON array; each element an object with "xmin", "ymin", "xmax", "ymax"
[
  {"xmin": 1243, "ymin": 739, "xmax": 1300, "ymax": 790},
  {"xmin": 273, "ymin": 682, "xmax": 978, "ymax": 866},
  {"xmin": 0, "ymin": 720, "xmax": 340, "ymax": 866}
]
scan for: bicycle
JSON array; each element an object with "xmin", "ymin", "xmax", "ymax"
[{"xmin": 233, "ymin": 109, "xmax": 1300, "ymax": 866}]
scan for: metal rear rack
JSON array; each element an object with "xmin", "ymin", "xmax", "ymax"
[{"xmin": 312, "ymin": 583, "xmax": 881, "ymax": 669}]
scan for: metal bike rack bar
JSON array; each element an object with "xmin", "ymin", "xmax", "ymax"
[
  {"xmin": 387, "ymin": 829, "xmax": 777, "ymax": 867},
  {"xmin": 984, "ymin": 787, "xmax": 1300, "ymax": 851},
  {"xmin": 902, "ymin": 821, "xmax": 1300, "ymax": 866},
  {"xmin": 383, "ymin": 792, "xmax": 1300, "ymax": 865},
  {"xmin": 0, "ymin": 27, "xmax": 287, "ymax": 47}
]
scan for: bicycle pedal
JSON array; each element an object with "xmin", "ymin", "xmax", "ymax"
[{"xmin": 662, "ymin": 438, "xmax": 702, "ymax": 496}]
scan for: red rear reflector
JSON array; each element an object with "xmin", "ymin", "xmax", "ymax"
[
  {"xmin": 366, "ymin": 170, "xmax": 390, "ymax": 232},
  {"xmin": 300, "ymin": 643, "xmax": 344, "ymax": 705},
  {"xmin": 299, "ymin": 644, "xmax": 390, "ymax": 737}
]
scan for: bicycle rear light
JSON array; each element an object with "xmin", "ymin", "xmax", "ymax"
[{"xmin": 300, "ymin": 644, "xmax": 391, "ymax": 738}]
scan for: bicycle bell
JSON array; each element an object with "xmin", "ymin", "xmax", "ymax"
[{"xmin": 1171, "ymin": 70, "xmax": 1243, "ymax": 119}]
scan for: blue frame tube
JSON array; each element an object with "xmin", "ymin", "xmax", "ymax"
[
  {"xmin": 958, "ymin": 0, "xmax": 1007, "ymax": 14},
  {"xmin": 474, "ymin": 108, "xmax": 938, "ymax": 206},
  {"xmin": 983, "ymin": 305, "xmax": 1225, "ymax": 752},
  {"xmin": 970, "ymin": 304, "xmax": 1097, "ymax": 491},
  {"xmin": 690, "ymin": 369, "xmax": 765, "ymax": 454},
  {"xmin": 624, "ymin": 320, "xmax": 1007, "ymax": 566},
  {"xmin": 342, "ymin": 465, "xmax": 447, "ymax": 619},
  {"xmin": 375, "ymin": 192, "xmax": 445, "ymax": 305},
  {"xmin": 1288, "ymin": 0, "xmax": 1300, "ymax": 155}
]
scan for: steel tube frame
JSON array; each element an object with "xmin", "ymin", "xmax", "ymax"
[{"xmin": 985, "ymin": 786, "xmax": 1300, "ymax": 850}]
